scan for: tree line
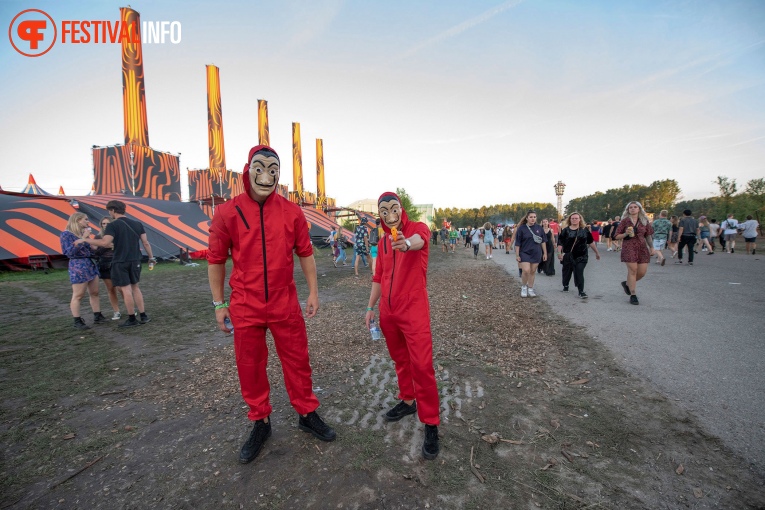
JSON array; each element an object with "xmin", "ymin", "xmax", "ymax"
[
  {"xmin": 434, "ymin": 203, "xmax": 558, "ymax": 228},
  {"xmin": 564, "ymin": 177, "xmax": 765, "ymax": 223}
]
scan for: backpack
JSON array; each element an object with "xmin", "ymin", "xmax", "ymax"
[{"xmin": 369, "ymin": 227, "xmax": 379, "ymax": 246}]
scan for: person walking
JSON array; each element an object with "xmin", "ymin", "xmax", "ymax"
[
  {"xmin": 448, "ymin": 225, "xmax": 459, "ymax": 253},
  {"xmin": 514, "ymin": 211, "xmax": 547, "ymax": 298},
  {"xmin": 675, "ymin": 209, "xmax": 699, "ymax": 266},
  {"xmin": 78, "ymin": 200, "xmax": 154, "ymax": 327},
  {"xmin": 207, "ymin": 145, "xmax": 335, "ymax": 465},
  {"xmin": 614, "ymin": 201, "xmax": 655, "ymax": 305},
  {"xmin": 94, "ymin": 217, "xmax": 122, "ymax": 320},
  {"xmin": 538, "ymin": 218, "xmax": 556, "ymax": 276},
  {"xmin": 611, "ymin": 216, "xmax": 622, "ymax": 251},
  {"xmin": 370, "ymin": 218, "xmax": 381, "ymax": 274},
  {"xmin": 482, "ymin": 222, "xmax": 494, "ymax": 259},
  {"xmin": 503, "ymin": 224, "xmax": 513, "ymax": 254},
  {"xmin": 602, "ymin": 219, "xmax": 614, "ymax": 251},
  {"xmin": 469, "ymin": 226, "xmax": 482, "ymax": 259},
  {"xmin": 708, "ymin": 218, "xmax": 720, "ymax": 252},
  {"xmin": 353, "ymin": 223, "xmax": 371, "ymax": 276},
  {"xmin": 739, "ymin": 215, "xmax": 759, "ymax": 255},
  {"xmin": 668, "ymin": 215, "xmax": 679, "ymax": 257},
  {"xmin": 590, "ymin": 221, "xmax": 601, "ymax": 246},
  {"xmin": 697, "ymin": 216, "xmax": 714, "ymax": 254},
  {"xmin": 721, "ymin": 214, "xmax": 739, "ymax": 253},
  {"xmin": 651, "ymin": 210, "xmax": 671, "ymax": 266},
  {"xmin": 365, "ymin": 191, "xmax": 441, "ymax": 460},
  {"xmin": 61, "ymin": 213, "xmax": 105, "ymax": 329},
  {"xmin": 557, "ymin": 212, "xmax": 600, "ymax": 298}
]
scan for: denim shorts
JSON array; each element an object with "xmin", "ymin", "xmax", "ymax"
[
  {"xmin": 653, "ymin": 238, "xmax": 667, "ymax": 250},
  {"xmin": 700, "ymin": 232, "xmax": 710, "ymax": 239}
]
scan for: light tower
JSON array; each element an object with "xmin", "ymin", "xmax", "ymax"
[{"xmin": 554, "ymin": 181, "xmax": 566, "ymax": 220}]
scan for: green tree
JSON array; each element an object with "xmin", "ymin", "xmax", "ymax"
[
  {"xmin": 745, "ymin": 178, "xmax": 765, "ymax": 213},
  {"xmin": 715, "ymin": 176, "xmax": 738, "ymax": 215},
  {"xmin": 396, "ymin": 188, "xmax": 421, "ymax": 222}
]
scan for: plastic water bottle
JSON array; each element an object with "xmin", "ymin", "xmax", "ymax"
[
  {"xmin": 148, "ymin": 259, "xmax": 156, "ymax": 270},
  {"xmin": 224, "ymin": 316, "xmax": 234, "ymax": 334},
  {"xmin": 369, "ymin": 320, "xmax": 381, "ymax": 341}
]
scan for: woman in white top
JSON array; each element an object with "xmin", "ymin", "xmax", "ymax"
[{"xmin": 483, "ymin": 222, "xmax": 494, "ymax": 259}]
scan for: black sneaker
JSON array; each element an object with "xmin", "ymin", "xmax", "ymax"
[
  {"xmin": 384, "ymin": 400, "xmax": 417, "ymax": 422},
  {"xmin": 562, "ymin": 286, "xmax": 569, "ymax": 292},
  {"xmin": 298, "ymin": 411, "xmax": 336, "ymax": 442},
  {"xmin": 93, "ymin": 313, "xmax": 108, "ymax": 324},
  {"xmin": 621, "ymin": 281, "xmax": 630, "ymax": 296},
  {"xmin": 731, "ymin": 249, "xmax": 735, "ymax": 253},
  {"xmin": 239, "ymin": 419, "xmax": 272, "ymax": 464},
  {"xmin": 674, "ymin": 261, "xmax": 683, "ymax": 264},
  {"xmin": 422, "ymin": 424, "xmax": 440, "ymax": 460},
  {"xmin": 688, "ymin": 262, "xmax": 693, "ymax": 266},
  {"xmin": 579, "ymin": 292, "xmax": 588, "ymax": 299},
  {"xmin": 118, "ymin": 316, "xmax": 141, "ymax": 328},
  {"xmin": 73, "ymin": 317, "xmax": 90, "ymax": 330},
  {"xmin": 630, "ymin": 295, "xmax": 639, "ymax": 305},
  {"xmin": 139, "ymin": 313, "xmax": 151, "ymax": 324}
]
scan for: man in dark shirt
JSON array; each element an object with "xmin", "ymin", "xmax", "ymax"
[
  {"xmin": 79, "ymin": 200, "xmax": 154, "ymax": 327},
  {"xmin": 676, "ymin": 209, "xmax": 700, "ymax": 265}
]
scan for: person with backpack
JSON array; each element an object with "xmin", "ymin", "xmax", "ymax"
[
  {"xmin": 369, "ymin": 218, "xmax": 381, "ymax": 274},
  {"xmin": 721, "ymin": 214, "xmax": 739, "ymax": 253}
]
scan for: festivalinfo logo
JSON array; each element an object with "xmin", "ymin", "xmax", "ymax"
[{"xmin": 9, "ymin": 9, "xmax": 182, "ymax": 57}]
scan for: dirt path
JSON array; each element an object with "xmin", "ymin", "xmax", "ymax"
[{"xmin": 1, "ymin": 249, "xmax": 764, "ymax": 509}]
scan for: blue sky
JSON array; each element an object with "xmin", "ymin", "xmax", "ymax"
[{"xmin": 1, "ymin": 0, "xmax": 763, "ymax": 209}]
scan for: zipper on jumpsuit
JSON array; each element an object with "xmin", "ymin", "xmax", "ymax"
[
  {"xmin": 388, "ymin": 236, "xmax": 396, "ymax": 307},
  {"xmin": 235, "ymin": 203, "xmax": 269, "ymax": 302}
]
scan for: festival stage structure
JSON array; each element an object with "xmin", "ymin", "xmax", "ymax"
[{"xmin": 92, "ymin": 7, "xmax": 181, "ymax": 201}]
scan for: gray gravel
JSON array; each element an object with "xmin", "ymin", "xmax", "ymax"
[{"xmin": 486, "ymin": 243, "xmax": 765, "ymax": 476}]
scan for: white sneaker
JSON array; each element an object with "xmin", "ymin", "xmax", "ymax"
[
  {"xmin": 112, "ymin": 311, "xmax": 121, "ymax": 320},
  {"xmin": 607, "ymin": 248, "xmax": 613, "ymax": 251},
  {"xmin": 528, "ymin": 288, "xmax": 537, "ymax": 297},
  {"xmin": 489, "ymin": 254, "xmax": 493, "ymax": 259},
  {"xmin": 521, "ymin": 286, "xmax": 528, "ymax": 298}
]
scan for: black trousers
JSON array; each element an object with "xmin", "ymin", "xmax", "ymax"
[
  {"xmin": 473, "ymin": 243, "xmax": 480, "ymax": 256},
  {"xmin": 678, "ymin": 234, "xmax": 696, "ymax": 262},
  {"xmin": 562, "ymin": 255, "xmax": 588, "ymax": 293}
]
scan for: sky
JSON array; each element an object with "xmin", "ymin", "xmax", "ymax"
[{"xmin": 1, "ymin": 0, "xmax": 764, "ymax": 209}]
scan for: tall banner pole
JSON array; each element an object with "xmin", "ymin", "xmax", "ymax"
[
  {"xmin": 120, "ymin": 7, "xmax": 149, "ymax": 148},
  {"xmin": 206, "ymin": 65, "xmax": 227, "ymax": 197},
  {"xmin": 258, "ymin": 100, "xmax": 270, "ymax": 146},
  {"xmin": 316, "ymin": 139, "xmax": 326, "ymax": 210},
  {"xmin": 292, "ymin": 123, "xmax": 304, "ymax": 205}
]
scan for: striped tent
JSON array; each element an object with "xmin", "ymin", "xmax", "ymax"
[
  {"xmin": 301, "ymin": 207, "xmax": 353, "ymax": 245},
  {"xmin": 20, "ymin": 174, "xmax": 53, "ymax": 196}
]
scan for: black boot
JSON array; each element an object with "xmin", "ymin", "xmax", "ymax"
[
  {"xmin": 239, "ymin": 418, "xmax": 271, "ymax": 464},
  {"xmin": 73, "ymin": 317, "xmax": 89, "ymax": 329},
  {"xmin": 422, "ymin": 424, "xmax": 440, "ymax": 460}
]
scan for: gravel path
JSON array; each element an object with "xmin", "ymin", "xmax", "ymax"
[{"xmin": 479, "ymin": 243, "xmax": 765, "ymax": 476}]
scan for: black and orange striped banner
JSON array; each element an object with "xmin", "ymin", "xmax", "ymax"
[
  {"xmin": 316, "ymin": 139, "xmax": 326, "ymax": 209},
  {"xmin": 206, "ymin": 65, "xmax": 227, "ymax": 176},
  {"xmin": 93, "ymin": 145, "xmax": 181, "ymax": 201},
  {"xmin": 292, "ymin": 122, "xmax": 304, "ymax": 202},
  {"xmin": 121, "ymin": 7, "xmax": 149, "ymax": 147},
  {"xmin": 188, "ymin": 169, "xmax": 243, "ymax": 202},
  {"xmin": 258, "ymin": 99, "xmax": 269, "ymax": 146}
]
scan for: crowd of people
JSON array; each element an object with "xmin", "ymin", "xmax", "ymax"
[{"xmin": 428, "ymin": 205, "xmax": 759, "ymax": 305}]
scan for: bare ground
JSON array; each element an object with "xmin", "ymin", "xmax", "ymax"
[{"xmin": 1, "ymin": 248, "xmax": 764, "ymax": 509}]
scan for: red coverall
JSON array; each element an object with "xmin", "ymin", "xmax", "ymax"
[
  {"xmin": 373, "ymin": 195, "xmax": 440, "ymax": 425},
  {"xmin": 208, "ymin": 167, "xmax": 319, "ymax": 421}
]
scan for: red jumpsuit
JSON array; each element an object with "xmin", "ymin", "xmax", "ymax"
[
  {"xmin": 208, "ymin": 161, "xmax": 319, "ymax": 421},
  {"xmin": 373, "ymin": 194, "xmax": 440, "ymax": 425}
]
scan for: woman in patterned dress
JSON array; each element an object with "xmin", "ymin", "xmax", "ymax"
[
  {"xmin": 60, "ymin": 213, "xmax": 105, "ymax": 329},
  {"xmin": 614, "ymin": 202, "xmax": 655, "ymax": 305}
]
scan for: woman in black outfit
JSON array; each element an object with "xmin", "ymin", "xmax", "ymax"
[
  {"xmin": 94, "ymin": 217, "xmax": 122, "ymax": 320},
  {"xmin": 538, "ymin": 218, "xmax": 556, "ymax": 276},
  {"xmin": 557, "ymin": 212, "xmax": 600, "ymax": 298}
]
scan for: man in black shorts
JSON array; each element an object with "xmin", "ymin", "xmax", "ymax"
[{"xmin": 79, "ymin": 200, "xmax": 155, "ymax": 327}]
